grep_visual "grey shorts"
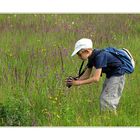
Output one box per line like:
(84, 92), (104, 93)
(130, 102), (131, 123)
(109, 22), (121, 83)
(100, 75), (125, 111)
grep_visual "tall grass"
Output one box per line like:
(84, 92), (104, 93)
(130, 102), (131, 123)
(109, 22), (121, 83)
(0, 14), (140, 126)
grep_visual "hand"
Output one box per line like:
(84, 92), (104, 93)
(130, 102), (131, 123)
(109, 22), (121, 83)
(65, 76), (77, 87)
(66, 76), (73, 88)
(66, 76), (81, 88)
(66, 78), (73, 88)
(66, 79), (81, 86)
(72, 80), (81, 86)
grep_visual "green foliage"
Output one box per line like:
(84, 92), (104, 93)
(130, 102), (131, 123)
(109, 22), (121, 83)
(0, 93), (32, 126)
(0, 14), (140, 126)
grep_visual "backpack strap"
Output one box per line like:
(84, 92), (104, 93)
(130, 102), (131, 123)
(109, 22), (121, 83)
(78, 61), (85, 77)
(78, 49), (104, 78)
(122, 48), (135, 68)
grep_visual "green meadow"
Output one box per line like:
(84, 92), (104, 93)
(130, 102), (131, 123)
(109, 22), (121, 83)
(0, 14), (140, 126)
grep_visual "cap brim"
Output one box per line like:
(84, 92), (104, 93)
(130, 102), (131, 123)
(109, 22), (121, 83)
(71, 48), (81, 56)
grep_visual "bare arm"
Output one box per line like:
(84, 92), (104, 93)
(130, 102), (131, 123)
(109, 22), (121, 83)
(78, 68), (92, 80)
(71, 68), (102, 86)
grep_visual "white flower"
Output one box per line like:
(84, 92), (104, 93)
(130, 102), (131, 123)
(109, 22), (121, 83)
(72, 21), (74, 25)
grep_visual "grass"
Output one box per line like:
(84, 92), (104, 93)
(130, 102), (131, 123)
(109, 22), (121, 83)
(0, 14), (140, 126)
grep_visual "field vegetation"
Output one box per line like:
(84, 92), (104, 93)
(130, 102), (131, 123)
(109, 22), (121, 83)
(0, 14), (140, 126)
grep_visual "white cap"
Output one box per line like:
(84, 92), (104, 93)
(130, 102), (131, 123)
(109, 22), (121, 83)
(71, 38), (93, 56)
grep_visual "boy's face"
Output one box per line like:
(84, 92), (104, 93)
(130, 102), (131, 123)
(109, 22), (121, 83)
(77, 49), (91, 60)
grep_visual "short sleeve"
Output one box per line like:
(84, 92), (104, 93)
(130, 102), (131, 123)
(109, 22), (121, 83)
(87, 59), (94, 68)
(95, 53), (107, 69)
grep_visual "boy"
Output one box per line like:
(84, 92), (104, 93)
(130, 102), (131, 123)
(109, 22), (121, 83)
(66, 38), (134, 114)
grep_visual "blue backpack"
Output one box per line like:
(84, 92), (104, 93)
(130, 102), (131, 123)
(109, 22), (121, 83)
(103, 47), (135, 74)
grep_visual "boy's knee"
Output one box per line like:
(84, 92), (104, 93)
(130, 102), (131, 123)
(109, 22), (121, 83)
(100, 96), (117, 111)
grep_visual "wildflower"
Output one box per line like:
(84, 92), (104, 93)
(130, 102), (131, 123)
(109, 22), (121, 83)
(9, 53), (13, 57)
(42, 109), (50, 115)
(63, 48), (68, 56)
(57, 115), (60, 119)
(42, 108), (48, 113)
(41, 48), (46, 53)
(52, 101), (56, 104)
(48, 96), (52, 99)
(55, 97), (58, 101)
(72, 21), (74, 25)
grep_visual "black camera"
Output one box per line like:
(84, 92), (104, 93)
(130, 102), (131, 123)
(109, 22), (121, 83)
(66, 60), (86, 88)
(66, 76), (78, 88)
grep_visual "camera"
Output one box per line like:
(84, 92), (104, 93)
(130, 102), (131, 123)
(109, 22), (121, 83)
(66, 76), (78, 88)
